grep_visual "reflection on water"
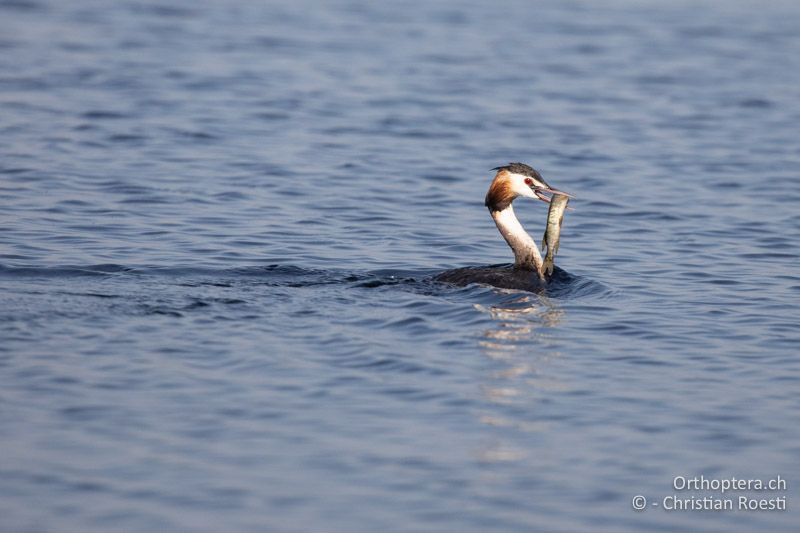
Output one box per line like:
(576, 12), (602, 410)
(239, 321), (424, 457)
(474, 293), (567, 462)
(476, 293), (565, 360)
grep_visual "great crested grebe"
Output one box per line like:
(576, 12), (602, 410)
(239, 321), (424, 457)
(435, 162), (572, 291)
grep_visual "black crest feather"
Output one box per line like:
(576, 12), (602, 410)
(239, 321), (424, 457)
(491, 162), (546, 182)
(491, 162), (551, 189)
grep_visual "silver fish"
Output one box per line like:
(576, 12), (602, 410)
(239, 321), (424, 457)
(541, 193), (569, 277)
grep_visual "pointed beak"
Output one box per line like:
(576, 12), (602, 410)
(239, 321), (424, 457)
(534, 186), (573, 203)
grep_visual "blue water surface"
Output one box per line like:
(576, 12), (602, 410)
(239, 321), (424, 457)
(1, 0), (799, 531)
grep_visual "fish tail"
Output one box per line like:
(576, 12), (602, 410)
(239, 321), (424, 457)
(542, 257), (554, 277)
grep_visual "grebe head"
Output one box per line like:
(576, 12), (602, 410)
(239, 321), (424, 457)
(485, 162), (570, 212)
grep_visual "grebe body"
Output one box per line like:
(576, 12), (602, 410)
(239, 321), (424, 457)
(435, 163), (571, 291)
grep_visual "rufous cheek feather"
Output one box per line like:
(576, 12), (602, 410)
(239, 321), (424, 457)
(484, 171), (515, 212)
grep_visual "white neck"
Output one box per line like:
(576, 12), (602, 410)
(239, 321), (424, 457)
(491, 205), (544, 278)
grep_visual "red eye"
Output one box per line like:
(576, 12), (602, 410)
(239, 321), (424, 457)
(524, 178), (534, 186)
